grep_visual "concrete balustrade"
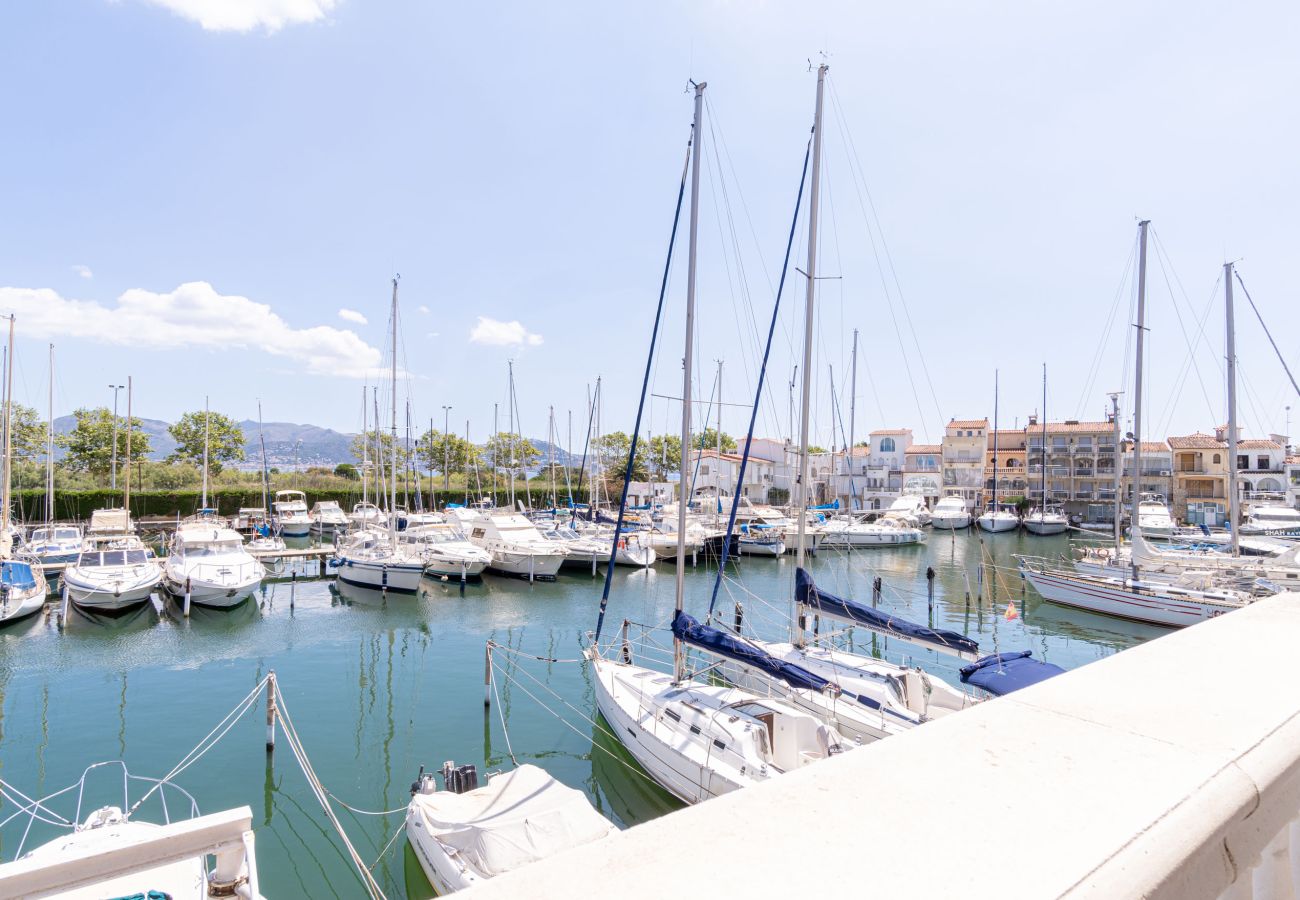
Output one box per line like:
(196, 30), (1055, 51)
(471, 592), (1300, 899)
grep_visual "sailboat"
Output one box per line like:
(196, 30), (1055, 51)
(333, 278), (426, 593)
(977, 370), (1020, 532)
(1024, 364), (1069, 535)
(27, 345), (83, 565)
(1018, 223), (1259, 626)
(587, 77), (843, 805)
(0, 316), (49, 626)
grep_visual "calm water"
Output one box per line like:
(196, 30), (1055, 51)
(0, 528), (1164, 897)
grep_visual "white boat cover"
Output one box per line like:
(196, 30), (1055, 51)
(410, 765), (613, 878)
(87, 509), (132, 534)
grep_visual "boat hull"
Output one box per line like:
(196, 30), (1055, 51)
(977, 515), (1020, 533)
(1023, 519), (1068, 536)
(1020, 565), (1238, 628)
(485, 550), (563, 580)
(161, 571), (263, 608)
(930, 513), (971, 530)
(64, 574), (159, 612)
(335, 557), (425, 592)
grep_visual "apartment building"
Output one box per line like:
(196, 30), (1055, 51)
(690, 449), (776, 505)
(941, 419), (988, 510)
(834, 428), (911, 511)
(1026, 419), (1118, 518)
(984, 428), (1028, 507)
(904, 444), (943, 508)
(1167, 433), (1229, 524)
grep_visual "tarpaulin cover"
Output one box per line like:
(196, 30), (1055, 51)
(0, 561), (36, 592)
(959, 651), (1064, 696)
(796, 568), (979, 657)
(409, 764), (613, 878)
(672, 612), (837, 695)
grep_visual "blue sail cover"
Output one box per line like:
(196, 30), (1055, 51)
(1, 561), (36, 592)
(796, 568), (979, 658)
(672, 612), (841, 696)
(959, 651), (1064, 696)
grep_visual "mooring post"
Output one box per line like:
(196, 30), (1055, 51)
(290, 571), (296, 610)
(183, 577), (192, 618)
(483, 643), (493, 707)
(926, 566), (936, 620)
(59, 581), (69, 626)
(733, 601), (744, 635)
(620, 619), (631, 664)
(266, 671), (277, 752)
(978, 562), (985, 601)
(591, 554), (597, 577)
(460, 562), (467, 596)
(528, 555), (535, 584)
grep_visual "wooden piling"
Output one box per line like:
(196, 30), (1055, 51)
(266, 671), (277, 752)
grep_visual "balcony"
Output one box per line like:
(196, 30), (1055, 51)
(474, 593), (1300, 900)
(1074, 490), (1094, 500)
(1073, 468), (1094, 477)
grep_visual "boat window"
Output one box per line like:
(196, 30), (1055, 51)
(101, 550), (126, 566)
(55, 528), (81, 541)
(81, 552), (105, 567)
(124, 549), (149, 564)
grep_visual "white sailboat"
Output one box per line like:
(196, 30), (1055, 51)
(587, 78), (844, 805)
(977, 370), (1020, 533)
(0, 317), (48, 626)
(334, 279), (426, 593)
(1024, 365), (1069, 536)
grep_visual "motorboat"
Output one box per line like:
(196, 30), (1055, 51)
(929, 496), (972, 530)
(976, 504), (1020, 533)
(310, 500), (351, 533)
(62, 536), (161, 613)
(1023, 505), (1069, 536)
(540, 522), (611, 570)
(446, 508), (565, 580)
(0, 554), (47, 625)
(349, 501), (387, 530)
(817, 514), (925, 547)
(398, 522), (491, 580)
(161, 517), (265, 608)
(881, 493), (931, 527)
(405, 762), (614, 894)
(26, 524), (84, 566)
(272, 490), (311, 537)
(334, 525), (426, 592)
(1132, 493), (1177, 539)
(1240, 504), (1300, 538)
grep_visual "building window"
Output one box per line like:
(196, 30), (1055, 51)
(880, 437), (895, 453)
(1212, 454), (1221, 465)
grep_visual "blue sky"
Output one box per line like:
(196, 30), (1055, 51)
(2, 0), (1297, 448)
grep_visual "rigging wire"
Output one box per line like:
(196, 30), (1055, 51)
(1234, 270), (1300, 400)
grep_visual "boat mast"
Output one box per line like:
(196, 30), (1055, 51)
(549, 405), (557, 508)
(508, 361), (516, 510)
(201, 396), (210, 510)
(46, 343), (54, 528)
(361, 385), (369, 507)
(848, 328), (857, 509)
(793, 63), (827, 648)
(1130, 219), (1151, 583)
(991, 370), (999, 512)
(258, 400), (269, 512)
(389, 277), (398, 543)
(1040, 364), (1048, 516)
(1, 317), (12, 543)
(674, 79), (705, 683)
(716, 360), (722, 521)
(1225, 260), (1240, 557)
(1109, 392), (1122, 548)
(123, 376), (132, 517)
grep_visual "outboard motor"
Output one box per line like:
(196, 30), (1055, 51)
(441, 760), (479, 794)
(410, 764), (436, 796)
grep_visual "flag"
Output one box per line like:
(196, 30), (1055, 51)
(1005, 601), (1019, 621)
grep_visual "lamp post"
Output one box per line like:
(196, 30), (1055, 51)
(108, 384), (124, 490)
(293, 439), (302, 471)
(442, 405), (452, 489)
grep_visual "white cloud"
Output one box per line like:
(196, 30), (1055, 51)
(0, 281), (382, 377)
(337, 308), (367, 325)
(417, 305), (430, 314)
(71, 264), (93, 280)
(137, 0), (339, 33)
(469, 317), (543, 347)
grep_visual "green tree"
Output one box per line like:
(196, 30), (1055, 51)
(334, 463), (359, 480)
(647, 434), (682, 480)
(483, 433), (539, 474)
(168, 410), (246, 474)
(6, 404), (47, 462)
(692, 428), (736, 453)
(415, 429), (482, 475)
(595, 431), (648, 483)
(349, 430), (412, 471)
(56, 407), (152, 476)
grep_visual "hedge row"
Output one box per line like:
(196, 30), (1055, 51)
(10, 487), (593, 523)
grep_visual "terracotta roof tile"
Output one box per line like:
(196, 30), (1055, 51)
(1238, 439), (1283, 450)
(905, 444), (942, 454)
(947, 419), (988, 429)
(1167, 433), (1227, 450)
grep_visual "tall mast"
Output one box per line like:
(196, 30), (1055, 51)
(674, 79), (705, 683)
(1130, 219), (1150, 582)
(1225, 261), (1240, 557)
(848, 328), (857, 508)
(2, 316), (13, 540)
(492, 402), (498, 503)
(389, 277), (398, 542)
(1040, 364), (1048, 515)
(715, 360), (722, 520)
(793, 63), (827, 648)
(508, 362), (516, 509)
(1110, 392), (1122, 548)
(549, 405), (556, 508)
(201, 396), (210, 510)
(361, 385), (369, 506)
(258, 400), (269, 511)
(123, 376), (133, 518)
(46, 343), (54, 528)
(991, 370), (999, 510)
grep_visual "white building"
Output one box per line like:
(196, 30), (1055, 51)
(689, 449), (776, 504)
(832, 428), (911, 511)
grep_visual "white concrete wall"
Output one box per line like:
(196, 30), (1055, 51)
(471, 592), (1300, 899)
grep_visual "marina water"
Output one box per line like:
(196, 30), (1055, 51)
(0, 529), (1162, 897)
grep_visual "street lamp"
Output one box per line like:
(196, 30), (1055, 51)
(294, 439), (302, 471)
(442, 405), (452, 489)
(108, 384), (124, 490)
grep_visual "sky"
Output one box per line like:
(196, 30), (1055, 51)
(1, 0), (1298, 449)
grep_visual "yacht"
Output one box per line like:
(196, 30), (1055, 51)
(272, 489), (311, 536)
(1023, 504), (1069, 536)
(818, 514), (925, 547)
(1132, 493), (1177, 539)
(334, 525), (426, 592)
(309, 500), (351, 533)
(161, 517), (265, 608)
(446, 508), (565, 580)
(62, 536), (162, 613)
(349, 501), (387, 529)
(930, 496), (972, 530)
(0, 553), (48, 625)
(26, 524), (84, 566)
(398, 522), (491, 579)
(1240, 504), (1300, 538)
(976, 504), (1020, 533)
(881, 493), (931, 527)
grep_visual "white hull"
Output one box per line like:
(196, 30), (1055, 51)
(486, 549), (564, 579)
(1023, 517), (1068, 536)
(930, 513), (971, 530)
(737, 539), (786, 557)
(819, 527), (924, 547)
(977, 513), (1020, 533)
(162, 571), (262, 608)
(335, 556), (425, 592)
(64, 574), (160, 611)
(278, 520), (311, 537)
(1020, 564), (1242, 628)
(0, 590), (45, 624)
(423, 554), (490, 579)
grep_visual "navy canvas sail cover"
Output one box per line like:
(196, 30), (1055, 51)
(672, 612), (842, 697)
(796, 568), (979, 658)
(959, 651), (1064, 696)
